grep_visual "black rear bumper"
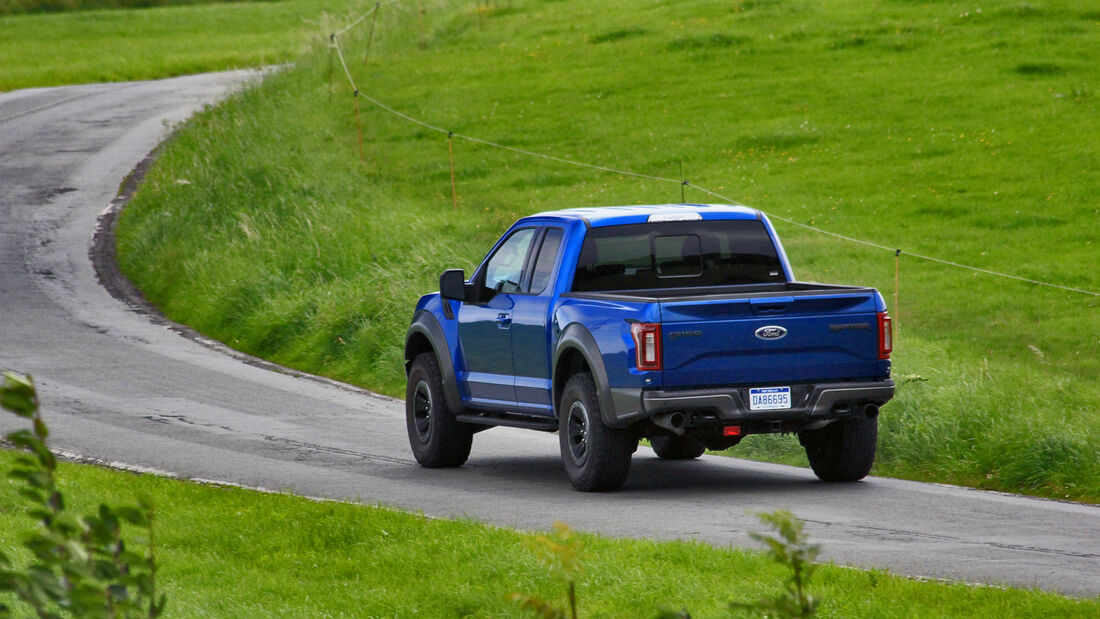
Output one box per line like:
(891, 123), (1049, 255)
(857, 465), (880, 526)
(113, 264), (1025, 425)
(639, 379), (895, 422)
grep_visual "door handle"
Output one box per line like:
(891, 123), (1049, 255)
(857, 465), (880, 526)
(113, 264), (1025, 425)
(496, 313), (512, 328)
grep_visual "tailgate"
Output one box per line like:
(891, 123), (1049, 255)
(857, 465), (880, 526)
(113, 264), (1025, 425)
(658, 292), (887, 388)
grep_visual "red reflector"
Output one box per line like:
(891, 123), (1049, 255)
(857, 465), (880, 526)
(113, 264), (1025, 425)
(723, 425), (742, 437)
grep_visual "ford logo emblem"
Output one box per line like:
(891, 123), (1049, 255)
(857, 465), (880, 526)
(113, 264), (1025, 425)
(755, 326), (787, 341)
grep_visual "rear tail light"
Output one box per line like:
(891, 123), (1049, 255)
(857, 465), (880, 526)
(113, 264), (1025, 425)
(878, 312), (893, 360)
(630, 323), (662, 371)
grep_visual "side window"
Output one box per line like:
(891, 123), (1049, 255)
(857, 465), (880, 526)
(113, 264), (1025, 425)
(484, 228), (536, 294)
(528, 228), (564, 294)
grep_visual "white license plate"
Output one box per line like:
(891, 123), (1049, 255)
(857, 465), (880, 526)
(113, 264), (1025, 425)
(749, 387), (792, 411)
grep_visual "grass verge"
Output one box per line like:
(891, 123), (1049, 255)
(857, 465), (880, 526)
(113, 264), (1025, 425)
(0, 0), (362, 91)
(1, 450), (1097, 616)
(0, 0), (265, 17)
(114, 0), (1100, 502)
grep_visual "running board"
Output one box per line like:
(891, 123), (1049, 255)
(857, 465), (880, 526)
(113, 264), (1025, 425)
(455, 414), (558, 432)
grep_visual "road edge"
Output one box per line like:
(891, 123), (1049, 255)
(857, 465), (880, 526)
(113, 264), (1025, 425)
(89, 145), (399, 407)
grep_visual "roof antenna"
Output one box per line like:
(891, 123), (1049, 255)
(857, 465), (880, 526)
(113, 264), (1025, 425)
(679, 158), (686, 204)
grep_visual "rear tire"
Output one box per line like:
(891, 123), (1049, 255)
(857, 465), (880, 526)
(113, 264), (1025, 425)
(559, 373), (634, 492)
(650, 435), (706, 460)
(406, 353), (472, 468)
(799, 416), (877, 482)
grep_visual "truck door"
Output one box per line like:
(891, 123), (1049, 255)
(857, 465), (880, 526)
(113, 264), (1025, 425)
(457, 227), (537, 408)
(510, 227), (564, 415)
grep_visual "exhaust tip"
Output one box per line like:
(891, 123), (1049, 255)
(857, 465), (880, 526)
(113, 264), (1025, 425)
(863, 404), (880, 419)
(652, 411), (688, 435)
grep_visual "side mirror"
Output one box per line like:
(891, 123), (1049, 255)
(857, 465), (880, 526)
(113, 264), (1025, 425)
(440, 269), (467, 301)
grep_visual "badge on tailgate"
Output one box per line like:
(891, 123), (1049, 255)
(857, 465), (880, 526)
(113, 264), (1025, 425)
(754, 326), (787, 340)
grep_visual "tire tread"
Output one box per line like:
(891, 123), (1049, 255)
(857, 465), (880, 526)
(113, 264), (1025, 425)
(559, 372), (633, 492)
(406, 353), (472, 468)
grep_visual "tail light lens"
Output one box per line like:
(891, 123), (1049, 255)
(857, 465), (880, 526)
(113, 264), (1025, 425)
(878, 312), (893, 359)
(630, 323), (662, 371)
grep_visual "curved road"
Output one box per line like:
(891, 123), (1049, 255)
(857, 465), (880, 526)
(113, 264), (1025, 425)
(1, 73), (1098, 598)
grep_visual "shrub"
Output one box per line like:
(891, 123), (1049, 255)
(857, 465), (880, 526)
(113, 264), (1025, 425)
(0, 371), (165, 618)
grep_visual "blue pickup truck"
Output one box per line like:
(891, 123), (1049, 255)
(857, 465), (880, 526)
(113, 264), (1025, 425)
(404, 204), (894, 491)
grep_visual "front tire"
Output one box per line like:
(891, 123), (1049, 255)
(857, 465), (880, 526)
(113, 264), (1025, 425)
(799, 416), (877, 482)
(406, 353), (472, 468)
(559, 373), (634, 492)
(650, 435), (707, 460)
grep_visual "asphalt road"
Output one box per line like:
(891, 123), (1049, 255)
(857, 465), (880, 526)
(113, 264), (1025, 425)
(1, 73), (1098, 598)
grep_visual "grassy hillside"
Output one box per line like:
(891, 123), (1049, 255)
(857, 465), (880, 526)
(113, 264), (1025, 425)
(4, 451), (1096, 616)
(0, 0), (261, 16)
(0, 0), (360, 90)
(115, 0), (1099, 500)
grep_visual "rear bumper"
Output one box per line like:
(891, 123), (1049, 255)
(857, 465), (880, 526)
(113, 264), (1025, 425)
(639, 379), (895, 422)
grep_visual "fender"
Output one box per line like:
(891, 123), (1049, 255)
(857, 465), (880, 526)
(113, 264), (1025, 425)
(405, 310), (464, 414)
(553, 323), (625, 428)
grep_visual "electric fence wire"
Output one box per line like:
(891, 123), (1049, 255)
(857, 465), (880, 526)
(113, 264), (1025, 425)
(329, 5), (1100, 299)
(354, 91), (684, 185)
(688, 184), (1100, 297)
(333, 0), (403, 38)
(331, 36), (358, 94)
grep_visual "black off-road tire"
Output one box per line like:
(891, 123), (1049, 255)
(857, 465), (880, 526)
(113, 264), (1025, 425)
(799, 416), (878, 482)
(559, 373), (635, 492)
(650, 435), (707, 460)
(406, 353), (473, 468)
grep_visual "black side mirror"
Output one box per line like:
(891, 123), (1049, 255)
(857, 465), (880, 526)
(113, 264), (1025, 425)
(440, 269), (467, 301)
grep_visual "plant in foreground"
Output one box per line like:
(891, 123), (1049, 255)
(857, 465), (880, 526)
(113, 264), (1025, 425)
(510, 521), (585, 619)
(511, 521), (696, 619)
(731, 510), (820, 618)
(512, 513), (822, 619)
(0, 371), (165, 618)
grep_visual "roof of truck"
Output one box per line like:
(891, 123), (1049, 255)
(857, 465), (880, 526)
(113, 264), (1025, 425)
(527, 203), (762, 227)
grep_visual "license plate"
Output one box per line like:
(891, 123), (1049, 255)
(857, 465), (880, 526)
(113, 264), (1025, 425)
(749, 387), (791, 411)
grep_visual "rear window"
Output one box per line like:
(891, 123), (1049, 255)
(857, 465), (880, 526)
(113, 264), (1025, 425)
(571, 220), (785, 292)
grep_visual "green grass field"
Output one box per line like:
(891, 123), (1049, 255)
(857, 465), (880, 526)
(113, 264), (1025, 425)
(0, 0), (362, 91)
(113, 0), (1100, 502)
(0, 0), (262, 16)
(1, 450), (1097, 616)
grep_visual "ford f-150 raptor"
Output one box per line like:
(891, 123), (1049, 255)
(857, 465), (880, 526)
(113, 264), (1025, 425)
(404, 204), (894, 491)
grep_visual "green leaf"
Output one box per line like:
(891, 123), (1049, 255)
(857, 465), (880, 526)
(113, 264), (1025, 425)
(70, 582), (111, 615)
(12, 454), (37, 467)
(18, 488), (46, 505)
(26, 565), (65, 598)
(5, 429), (38, 449)
(0, 373), (37, 418)
(97, 504), (120, 532)
(23, 471), (52, 490)
(151, 592), (168, 617)
(133, 573), (154, 597)
(47, 491), (64, 514)
(32, 418), (49, 441)
(115, 506), (148, 527)
(107, 583), (130, 602)
(507, 592), (566, 619)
